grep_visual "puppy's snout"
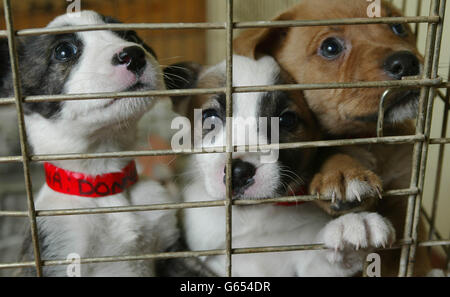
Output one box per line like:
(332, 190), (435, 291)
(115, 46), (147, 76)
(383, 51), (420, 80)
(223, 159), (256, 195)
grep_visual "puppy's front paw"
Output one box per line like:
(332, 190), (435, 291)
(320, 212), (396, 264)
(310, 168), (382, 214)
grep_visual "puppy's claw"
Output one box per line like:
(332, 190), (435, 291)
(353, 189), (362, 202)
(310, 167), (383, 214)
(376, 187), (383, 200)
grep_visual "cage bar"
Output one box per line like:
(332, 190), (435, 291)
(2, 238), (450, 272)
(0, 188), (419, 219)
(406, 0), (446, 277)
(3, 0), (42, 277)
(224, 0), (234, 278)
(0, 77), (442, 107)
(429, 36), (450, 245)
(0, 135), (427, 165)
(398, 0), (442, 277)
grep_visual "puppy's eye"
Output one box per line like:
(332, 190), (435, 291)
(279, 111), (299, 131)
(391, 23), (408, 37)
(202, 109), (222, 131)
(54, 42), (78, 61)
(319, 37), (344, 60)
(202, 109), (220, 123)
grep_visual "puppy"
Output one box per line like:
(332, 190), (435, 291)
(234, 0), (430, 275)
(168, 54), (395, 276)
(0, 11), (178, 276)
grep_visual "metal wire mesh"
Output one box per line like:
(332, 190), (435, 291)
(0, 0), (449, 277)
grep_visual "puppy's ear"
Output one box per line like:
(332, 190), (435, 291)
(234, 12), (292, 59)
(163, 62), (202, 116)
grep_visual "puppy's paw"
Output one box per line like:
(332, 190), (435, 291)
(320, 212), (396, 264)
(310, 168), (382, 214)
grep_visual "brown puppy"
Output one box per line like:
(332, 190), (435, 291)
(234, 0), (430, 276)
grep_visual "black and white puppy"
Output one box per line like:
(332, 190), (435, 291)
(168, 55), (396, 276)
(1, 11), (178, 276)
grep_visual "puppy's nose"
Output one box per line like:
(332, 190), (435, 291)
(383, 51), (420, 80)
(115, 46), (147, 76)
(224, 159), (256, 195)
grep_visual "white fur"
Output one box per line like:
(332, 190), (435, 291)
(34, 180), (177, 277)
(183, 55), (395, 276)
(195, 56), (282, 199)
(345, 180), (378, 202)
(427, 269), (450, 277)
(21, 11), (177, 276)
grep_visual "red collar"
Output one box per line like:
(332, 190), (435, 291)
(44, 161), (138, 198)
(275, 187), (308, 207)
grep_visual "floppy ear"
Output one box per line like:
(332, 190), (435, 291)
(233, 11), (292, 59)
(163, 62), (202, 116)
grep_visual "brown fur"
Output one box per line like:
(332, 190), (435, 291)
(234, 0), (431, 276)
(311, 153), (382, 215)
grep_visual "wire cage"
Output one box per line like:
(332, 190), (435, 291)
(0, 0), (449, 277)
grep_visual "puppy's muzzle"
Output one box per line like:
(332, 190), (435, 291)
(383, 51), (420, 80)
(223, 159), (256, 197)
(113, 46), (147, 76)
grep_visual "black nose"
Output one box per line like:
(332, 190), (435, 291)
(115, 46), (147, 76)
(223, 159), (256, 195)
(383, 51), (420, 80)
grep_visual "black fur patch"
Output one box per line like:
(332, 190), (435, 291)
(163, 62), (203, 110)
(102, 15), (157, 59)
(163, 62), (201, 91)
(16, 33), (83, 119)
(259, 91), (312, 194)
(0, 38), (10, 90)
(0, 34), (80, 118)
(0, 14), (156, 120)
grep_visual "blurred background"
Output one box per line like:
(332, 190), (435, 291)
(0, 0), (449, 276)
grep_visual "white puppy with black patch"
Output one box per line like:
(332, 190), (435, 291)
(0, 11), (178, 276)
(165, 55), (396, 277)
